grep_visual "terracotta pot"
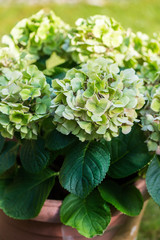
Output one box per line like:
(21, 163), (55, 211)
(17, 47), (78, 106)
(0, 179), (149, 240)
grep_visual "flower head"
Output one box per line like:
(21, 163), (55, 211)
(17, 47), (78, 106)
(10, 10), (70, 58)
(65, 15), (125, 64)
(52, 57), (144, 141)
(0, 65), (52, 139)
(64, 15), (160, 85)
(141, 85), (160, 153)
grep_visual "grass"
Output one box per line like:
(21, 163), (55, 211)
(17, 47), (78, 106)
(0, 0), (160, 38)
(0, 1), (160, 239)
(138, 199), (160, 240)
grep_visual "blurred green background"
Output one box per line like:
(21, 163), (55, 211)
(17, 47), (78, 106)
(0, 0), (160, 239)
(0, 0), (160, 37)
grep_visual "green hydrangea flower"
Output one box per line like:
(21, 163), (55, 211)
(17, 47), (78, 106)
(138, 32), (160, 85)
(52, 57), (145, 142)
(64, 15), (125, 64)
(64, 15), (160, 85)
(10, 10), (70, 58)
(141, 85), (160, 153)
(0, 47), (19, 69)
(0, 35), (38, 70)
(0, 65), (52, 139)
(151, 88), (160, 113)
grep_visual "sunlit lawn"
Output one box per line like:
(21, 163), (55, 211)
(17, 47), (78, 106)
(138, 200), (160, 240)
(0, 1), (160, 239)
(0, 0), (160, 38)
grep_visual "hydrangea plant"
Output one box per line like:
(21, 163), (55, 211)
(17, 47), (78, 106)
(0, 10), (160, 239)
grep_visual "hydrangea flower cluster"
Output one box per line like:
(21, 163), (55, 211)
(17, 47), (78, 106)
(64, 15), (125, 64)
(0, 65), (52, 139)
(65, 15), (160, 84)
(10, 10), (70, 58)
(0, 10), (159, 153)
(0, 35), (39, 71)
(141, 85), (160, 153)
(138, 32), (160, 84)
(52, 58), (145, 142)
(0, 47), (18, 69)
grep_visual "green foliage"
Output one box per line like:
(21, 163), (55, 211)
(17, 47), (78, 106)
(106, 125), (152, 178)
(59, 141), (110, 198)
(0, 142), (18, 175)
(146, 155), (160, 206)
(0, 179), (12, 208)
(20, 138), (50, 173)
(1, 168), (55, 219)
(60, 190), (111, 238)
(0, 134), (5, 153)
(99, 179), (143, 216)
(44, 66), (68, 82)
(46, 129), (77, 151)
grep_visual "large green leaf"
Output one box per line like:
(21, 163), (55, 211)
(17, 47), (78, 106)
(146, 155), (160, 206)
(60, 190), (111, 238)
(99, 180), (143, 216)
(0, 179), (12, 208)
(46, 129), (77, 151)
(59, 141), (110, 198)
(0, 135), (5, 153)
(20, 138), (50, 174)
(0, 142), (18, 175)
(106, 125), (152, 178)
(1, 168), (55, 219)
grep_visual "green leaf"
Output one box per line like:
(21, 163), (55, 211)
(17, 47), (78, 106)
(2, 168), (55, 219)
(59, 141), (110, 198)
(60, 190), (111, 238)
(0, 142), (18, 175)
(35, 56), (48, 71)
(44, 67), (67, 83)
(46, 129), (77, 151)
(0, 134), (5, 153)
(146, 155), (160, 206)
(20, 138), (50, 174)
(45, 75), (52, 86)
(0, 179), (12, 208)
(0, 114), (9, 125)
(99, 180), (143, 216)
(106, 125), (152, 178)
